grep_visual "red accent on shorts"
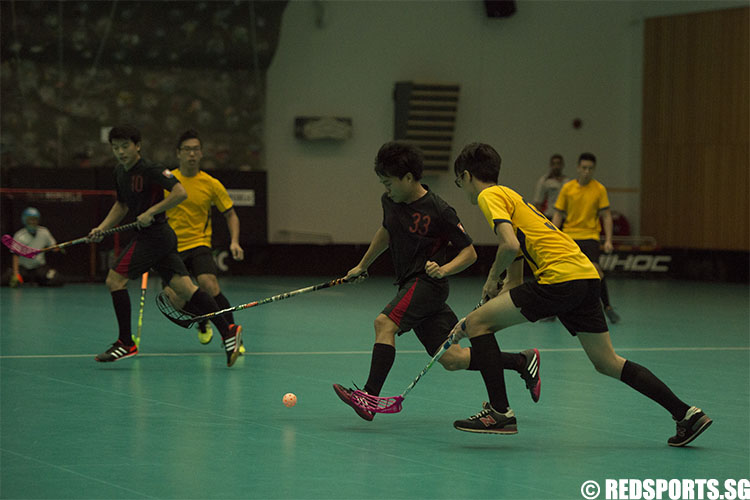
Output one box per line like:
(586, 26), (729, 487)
(389, 279), (417, 326)
(115, 240), (137, 276)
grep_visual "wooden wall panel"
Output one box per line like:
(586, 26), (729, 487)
(642, 7), (749, 250)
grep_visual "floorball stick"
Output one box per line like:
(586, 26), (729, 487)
(155, 274), (366, 328)
(1, 222), (139, 258)
(133, 272), (148, 348)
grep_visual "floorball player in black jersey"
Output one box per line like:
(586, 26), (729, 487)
(88, 125), (242, 367)
(333, 141), (542, 421)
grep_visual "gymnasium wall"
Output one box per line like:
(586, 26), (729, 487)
(2, 1), (748, 282)
(265, 0), (748, 248)
(642, 7), (749, 251)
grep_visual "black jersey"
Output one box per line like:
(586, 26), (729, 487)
(114, 158), (179, 230)
(382, 186), (473, 285)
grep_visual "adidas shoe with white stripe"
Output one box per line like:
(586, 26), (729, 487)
(95, 340), (138, 362)
(519, 348), (541, 403)
(223, 324), (242, 367)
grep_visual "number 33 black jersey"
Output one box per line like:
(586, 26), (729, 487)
(381, 185), (473, 285)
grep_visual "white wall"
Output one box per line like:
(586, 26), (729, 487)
(265, 0), (745, 245)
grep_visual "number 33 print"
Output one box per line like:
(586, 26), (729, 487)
(409, 212), (431, 235)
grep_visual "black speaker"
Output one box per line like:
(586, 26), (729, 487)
(484, 0), (516, 18)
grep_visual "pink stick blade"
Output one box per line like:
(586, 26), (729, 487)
(1, 234), (41, 258)
(351, 390), (404, 414)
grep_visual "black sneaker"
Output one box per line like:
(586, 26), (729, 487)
(605, 306), (621, 324)
(95, 340), (138, 362)
(223, 324), (242, 367)
(519, 348), (541, 403)
(668, 406), (712, 447)
(453, 402), (518, 434)
(332, 383), (374, 421)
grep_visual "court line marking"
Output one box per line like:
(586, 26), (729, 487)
(0, 448), (156, 499)
(2, 355), (748, 491)
(0, 367), (564, 497)
(1, 346), (747, 359)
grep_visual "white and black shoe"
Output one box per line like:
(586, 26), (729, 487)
(519, 348), (541, 403)
(668, 406), (712, 447)
(95, 340), (138, 362)
(223, 324), (242, 367)
(454, 402), (518, 434)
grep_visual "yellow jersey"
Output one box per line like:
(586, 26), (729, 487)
(165, 170), (234, 252)
(554, 179), (610, 240)
(477, 185), (600, 285)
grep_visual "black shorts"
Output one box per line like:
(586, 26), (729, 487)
(179, 246), (218, 277)
(382, 276), (458, 355)
(112, 223), (189, 283)
(509, 279), (608, 335)
(575, 239), (601, 263)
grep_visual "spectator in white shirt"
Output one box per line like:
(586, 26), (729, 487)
(533, 154), (568, 219)
(2, 207), (63, 287)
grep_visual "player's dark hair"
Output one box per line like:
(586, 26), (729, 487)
(578, 152), (597, 164)
(177, 129), (201, 150)
(454, 142), (501, 183)
(374, 141), (423, 180)
(550, 154), (564, 163)
(108, 125), (141, 144)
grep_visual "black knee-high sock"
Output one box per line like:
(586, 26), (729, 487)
(186, 290), (230, 338)
(184, 299), (210, 333)
(620, 360), (690, 420)
(467, 347), (524, 373)
(213, 292), (234, 324)
(600, 277), (611, 308)
(111, 289), (132, 345)
(469, 334), (510, 412)
(364, 343), (396, 396)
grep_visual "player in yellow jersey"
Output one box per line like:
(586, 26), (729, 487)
(553, 152), (620, 323)
(448, 143), (711, 447)
(165, 130), (244, 348)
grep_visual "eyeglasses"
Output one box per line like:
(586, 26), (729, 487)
(179, 146), (201, 153)
(454, 170), (467, 188)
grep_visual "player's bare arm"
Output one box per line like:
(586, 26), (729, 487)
(89, 201), (129, 242)
(424, 244), (477, 279)
(223, 208), (244, 261)
(600, 207), (614, 253)
(346, 226), (389, 282)
(552, 209), (565, 230)
(137, 183), (188, 228)
(484, 222), (520, 299)
(500, 258), (524, 294)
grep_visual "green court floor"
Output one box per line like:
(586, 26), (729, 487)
(1, 276), (748, 499)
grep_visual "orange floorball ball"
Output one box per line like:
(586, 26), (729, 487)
(282, 393), (297, 407)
